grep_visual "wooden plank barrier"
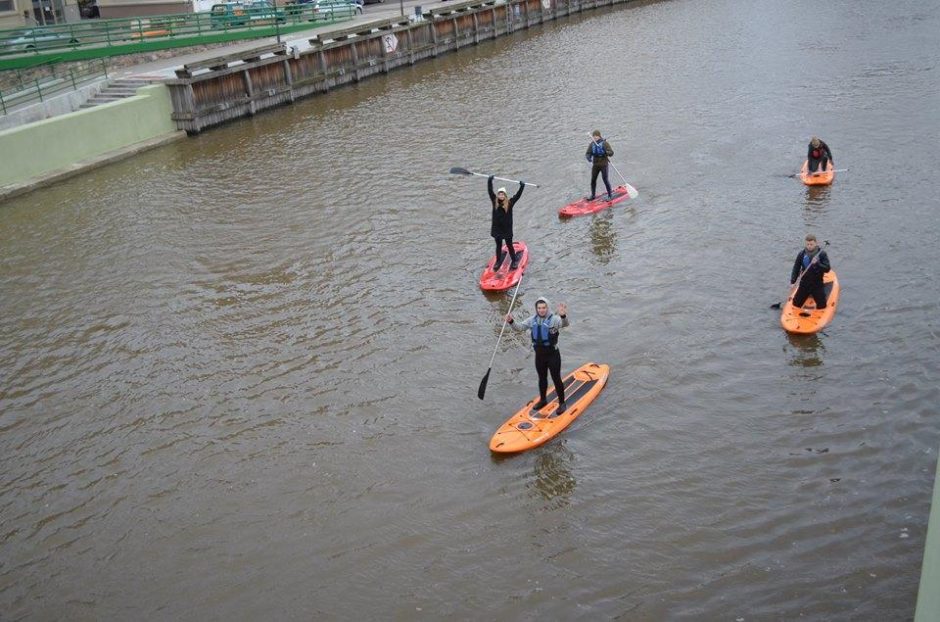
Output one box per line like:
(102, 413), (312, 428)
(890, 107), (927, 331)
(166, 0), (634, 133)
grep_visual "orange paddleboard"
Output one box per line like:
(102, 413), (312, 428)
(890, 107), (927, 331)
(489, 362), (609, 453)
(781, 270), (840, 334)
(800, 160), (835, 186)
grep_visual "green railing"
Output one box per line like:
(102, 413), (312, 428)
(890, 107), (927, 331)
(0, 58), (109, 115)
(0, 4), (356, 70)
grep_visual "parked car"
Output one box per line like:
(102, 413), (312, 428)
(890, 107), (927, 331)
(210, 1), (285, 28)
(209, 2), (249, 27)
(0, 29), (80, 52)
(244, 0), (288, 22)
(302, 0), (362, 18)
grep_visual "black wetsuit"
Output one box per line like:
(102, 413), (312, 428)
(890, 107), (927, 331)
(488, 175), (525, 268)
(791, 248), (831, 309)
(807, 140), (834, 174)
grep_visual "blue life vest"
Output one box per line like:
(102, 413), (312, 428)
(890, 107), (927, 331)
(591, 141), (607, 158)
(802, 251), (817, 269)
(531, 314), (558, 348)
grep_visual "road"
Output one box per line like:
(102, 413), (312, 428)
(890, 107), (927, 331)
(116, 0), (443, 79)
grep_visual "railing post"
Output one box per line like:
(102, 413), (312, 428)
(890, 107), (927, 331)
(70, 68), (77, 89)
(35, 78), (44, 102)
(0, 90), (7, 116)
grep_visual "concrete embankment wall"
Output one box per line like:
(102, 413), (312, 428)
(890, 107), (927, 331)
(916, 455), (940, 621)
(0, 84), (184, 201)
(167, 0), (635, 134)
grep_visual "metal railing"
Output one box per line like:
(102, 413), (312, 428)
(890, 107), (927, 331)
(0, 58), (109, 114)
(0, 3), (357, 59)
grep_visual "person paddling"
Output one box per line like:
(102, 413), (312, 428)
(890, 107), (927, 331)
(507, 297), (570, 414)
(790, 234), (831, 311)
(585, 130), (614, 201)
(488, 175), (525, 271)
(807, 136), (834, 175)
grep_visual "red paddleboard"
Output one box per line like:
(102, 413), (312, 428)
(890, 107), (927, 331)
(479, 241), (528, 292)
(559, 183), (638, 217)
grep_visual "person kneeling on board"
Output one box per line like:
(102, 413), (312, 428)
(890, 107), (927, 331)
(790, 234), (831, 311)
(807, 136), (834, 175)
(507, 297), (570, 414)
(586, 130), (614, 201)
(488, 175), (526, 271)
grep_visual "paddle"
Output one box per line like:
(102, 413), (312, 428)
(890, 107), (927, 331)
(478, 271), (525, 400)
(771, 241), (830, 309)
(449, 167), (540, 188)
(788, 168), (848, 178)
(586, 133), (639, 199)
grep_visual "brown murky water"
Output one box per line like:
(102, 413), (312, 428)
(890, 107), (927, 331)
(2, 0), (939, 618)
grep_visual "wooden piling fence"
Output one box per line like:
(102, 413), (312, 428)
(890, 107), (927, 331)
(165, 0), (634, 134)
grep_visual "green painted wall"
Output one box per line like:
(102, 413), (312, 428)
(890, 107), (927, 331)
(916, 454), (940, 622)
(0, 84), (176, 189)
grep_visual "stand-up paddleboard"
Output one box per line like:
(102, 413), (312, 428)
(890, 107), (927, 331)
(781, 270), (840, 334)
(800, 160), (835, 186)
(558, 183), (638, 217)
(480, 241), (528, 292)
(489, 362), (609, 453)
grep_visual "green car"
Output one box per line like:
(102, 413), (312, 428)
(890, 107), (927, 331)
(210, 3), (249, 28)
(210, 1), (285, 29)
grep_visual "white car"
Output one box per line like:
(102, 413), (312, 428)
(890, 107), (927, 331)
(310, 0), (363, 17)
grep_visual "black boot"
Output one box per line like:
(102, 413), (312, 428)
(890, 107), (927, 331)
(531, 398), (547, 411)
(509, 254), (520, 270)
(492, 253), (504, 271)
(556, 401), (568, 415)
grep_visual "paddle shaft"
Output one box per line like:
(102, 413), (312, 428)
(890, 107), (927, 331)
(588, 133), (629, 187)
(485, 270), (524, 372)
(799, 167), (847, 177)
(450, 167), (539, 188)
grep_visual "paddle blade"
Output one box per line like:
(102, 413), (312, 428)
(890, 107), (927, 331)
(477, 368), (491, 400)
(770, 302), (782, 309)
(624, 182), (639, 199)
(450, 167), (472, 176)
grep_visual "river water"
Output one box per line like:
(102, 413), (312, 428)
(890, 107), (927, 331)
(2, 0), (939, 618)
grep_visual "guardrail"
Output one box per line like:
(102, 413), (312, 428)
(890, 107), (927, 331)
(0, 3), (357, 70)
(0, 58), (109, 114)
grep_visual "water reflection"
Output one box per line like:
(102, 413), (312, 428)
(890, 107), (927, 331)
(803, 186), (831, 224)
(486, 288), (528, 339)
(528, 442), (577, 506)
(784, 332), (825, 369)
(588, 211), (618, 263)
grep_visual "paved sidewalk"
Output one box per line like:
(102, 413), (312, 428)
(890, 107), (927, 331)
(116, 0), (438, 80)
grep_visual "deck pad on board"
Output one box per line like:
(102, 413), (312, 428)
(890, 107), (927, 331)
(479, 241), (528, 292)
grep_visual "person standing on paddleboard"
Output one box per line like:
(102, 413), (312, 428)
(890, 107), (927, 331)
(790, 234), (831, 311)
(586, 130), (614, 201)
(488, 175), (526, 271)
(807, 137), (834, 175)
(507, 297), (570, 414)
